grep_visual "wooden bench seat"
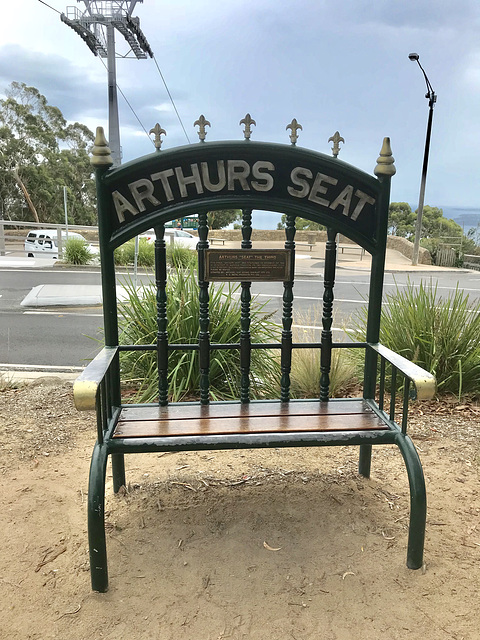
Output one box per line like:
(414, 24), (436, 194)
(114, 400), (386, 438)
(74, 128), (436, 593)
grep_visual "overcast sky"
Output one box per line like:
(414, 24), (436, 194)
(1, 1), (479, 209)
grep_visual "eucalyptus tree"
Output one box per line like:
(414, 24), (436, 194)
(0, 82), (96, 224)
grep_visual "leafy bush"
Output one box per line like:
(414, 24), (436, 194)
(114, 238), (155, 267)
(64, 237), (92, 265)
(349, 280), (480, 398)
(118, 267), (281, 402)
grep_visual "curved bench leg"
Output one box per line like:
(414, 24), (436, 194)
(112, 453), (126, 493)
(359, 444), (372, 478)
(88, 442), (109, 592)
(396, 434), (427, 569)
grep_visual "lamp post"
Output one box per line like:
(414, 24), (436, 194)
(409, 52), (437, 266)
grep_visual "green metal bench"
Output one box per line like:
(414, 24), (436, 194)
(74, 123), (435, 592)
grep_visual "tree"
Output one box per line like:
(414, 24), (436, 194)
(277, 214), (324, 230)
(0, 82), (96, 225)
(207, 209), (241, 229)
(388, 202), (416, 237)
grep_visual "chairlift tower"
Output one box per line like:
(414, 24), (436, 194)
(61, 1), (153, 166)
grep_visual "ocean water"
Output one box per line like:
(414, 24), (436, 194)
(231, 207), (480, 232)
(441, 206), (480, 233)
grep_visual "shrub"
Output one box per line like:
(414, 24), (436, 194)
(64, 237), (92, 265)
(166, 244), (197, 270)
(349, 280), (480, 398)
(118, 268), (281, 402)
(114, 238), (155, 267)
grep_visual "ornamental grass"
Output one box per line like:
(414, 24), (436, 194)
(349, 280), (480, 399)
(64, 237), (92, 265)
(118, 261), (280, 403)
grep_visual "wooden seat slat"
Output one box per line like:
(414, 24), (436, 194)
(119, 399), (370, 422)
(114, 411), (385, 438)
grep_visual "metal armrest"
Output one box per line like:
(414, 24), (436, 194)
(368, 343), (436, 400)
(73, 347), (119, 411)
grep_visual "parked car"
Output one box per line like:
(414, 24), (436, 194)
(140, 228), (197, 250)
(24, 230), (99, 259)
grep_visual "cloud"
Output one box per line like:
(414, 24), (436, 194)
(0, 44), (105, 122)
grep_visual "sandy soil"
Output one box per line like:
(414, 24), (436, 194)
(0, 380), (479, 640)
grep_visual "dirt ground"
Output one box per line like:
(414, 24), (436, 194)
(0, 380), (479, 640)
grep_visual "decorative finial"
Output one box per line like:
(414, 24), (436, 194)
(149, 123), (166, 151)
(194, 115), (211, 142)
(374, 137), (396, 177)
(328, 131), (345, 158)
(286, 118), (302, 145)
(240, 113), (256, 140)
(91, 127), (113, 167)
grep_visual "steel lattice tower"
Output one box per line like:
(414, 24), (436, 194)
(61, 1), (153, 166)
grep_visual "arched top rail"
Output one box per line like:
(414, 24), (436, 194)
(95, 140), (392, 253)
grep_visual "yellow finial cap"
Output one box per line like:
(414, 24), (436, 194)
(91, 127), (113, 167)
(374, 137), (396, 177)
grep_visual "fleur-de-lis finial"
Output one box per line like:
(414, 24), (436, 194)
(194, 115), (211, 142)
(240, 113), (256, 140)
(328, 131), (345, 158)
(286, 118), (302, 145)
(149, 123), (166, 151)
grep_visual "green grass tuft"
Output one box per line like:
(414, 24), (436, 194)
(349, 279), (480, 398)
(64, 237), (92, 265)
(118, 268), (281, 402)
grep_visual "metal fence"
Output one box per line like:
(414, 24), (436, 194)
(0, 220), (98, 256)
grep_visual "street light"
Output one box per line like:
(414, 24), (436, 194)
(409, 52), (437, 265)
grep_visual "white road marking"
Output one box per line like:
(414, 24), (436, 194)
(23, 311), (103, 317)
(0, 363), (83, 371)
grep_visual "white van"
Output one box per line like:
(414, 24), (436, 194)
(24, 230), (98, 259)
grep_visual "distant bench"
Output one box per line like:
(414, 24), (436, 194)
(209, 237), (227, 245)
(296, 242), (315, 251)
(338, 244), (365, 260)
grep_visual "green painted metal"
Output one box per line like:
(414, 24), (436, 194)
(197, 210), (210, 405)
(358, 444), (373, 478)
(320, 228), (337, 401)
(88, 442), (109, 592)
(363, 175), (391, 400)
(240, 209), (253, 404)
(395, 433), (427, 569)
(280, 214), (296, 402)
(98, 141), (381, 251)
(83, 134), (433, 594)
(154, 223), (169, 406)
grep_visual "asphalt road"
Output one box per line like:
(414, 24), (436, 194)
(1, 264), (480, 369)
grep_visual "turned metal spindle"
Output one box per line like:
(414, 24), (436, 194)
(240, 209), (253, 403)
(197, 210), (210, 404)
(320, 228), (337, 401)
(155, 224), (169, 405)
(281, 214), (296, 402)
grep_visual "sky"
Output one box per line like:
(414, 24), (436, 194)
(1, 0), (479, 210)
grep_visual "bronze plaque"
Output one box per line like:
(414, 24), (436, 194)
(204, 249), (292, 282)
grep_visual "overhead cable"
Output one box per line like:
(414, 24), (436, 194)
(152, 55), (191, 144)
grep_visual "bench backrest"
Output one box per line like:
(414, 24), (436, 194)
(91, 126), (395, 405)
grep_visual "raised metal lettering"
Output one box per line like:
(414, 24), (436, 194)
(251, 161), (275, 192)
(128, 179), (160, 212)
(287, 167), (312, 198)
(175, 164), (204, 197)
